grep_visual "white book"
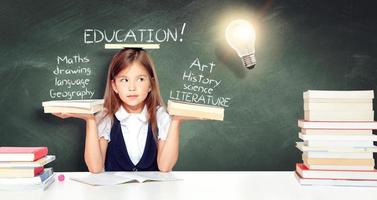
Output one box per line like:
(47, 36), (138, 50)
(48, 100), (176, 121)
(296, 142), (377, 153)
(298, 120), (377, 130)
(0, 155), (55, 168)
(304, 101), (373, 111)
(70, 172), (181, 186)
(301, 129), (373, 135)
(304, 100), (373, 112)
(302, 151), (374, 159)
(303, 140), (374, 147)
(295, 172), (377, 187)
(42, 99), (104, 114)
(304, 111), (374, 121)
(0, 173), (55, 191)
(304, 98), (372, 103)
(104, 43), (160, 49)
(42, 99), (104, 108)
(303, 90), (374, 99)
(299, 133), (377, 141)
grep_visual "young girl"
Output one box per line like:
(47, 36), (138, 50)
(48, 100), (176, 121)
(53, 48), (182, 173)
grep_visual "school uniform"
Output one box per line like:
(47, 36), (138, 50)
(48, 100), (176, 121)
(96, 105), (171, 171)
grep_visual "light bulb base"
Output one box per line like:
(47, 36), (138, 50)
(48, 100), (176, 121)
(241, 54), (256, 70)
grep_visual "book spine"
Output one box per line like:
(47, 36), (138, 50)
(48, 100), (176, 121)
(34, 167), (44, 176)
(33, 148), (48, 161)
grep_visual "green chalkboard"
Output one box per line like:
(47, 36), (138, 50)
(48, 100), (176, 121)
(1, 0), (377, 171)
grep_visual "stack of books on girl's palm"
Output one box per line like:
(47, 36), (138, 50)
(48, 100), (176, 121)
(42, 99), (104, 114)
(295, 90), (377, 186)
(167, 100), (224, 121)
(0, 147), (56, 190)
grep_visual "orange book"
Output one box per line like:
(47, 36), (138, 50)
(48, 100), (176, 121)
(0, 147), (48, 162)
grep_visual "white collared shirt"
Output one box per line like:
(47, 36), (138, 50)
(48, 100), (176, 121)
(96, 105), (171, 165)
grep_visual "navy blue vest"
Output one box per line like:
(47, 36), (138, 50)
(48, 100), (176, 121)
(104, 117), (159, 171)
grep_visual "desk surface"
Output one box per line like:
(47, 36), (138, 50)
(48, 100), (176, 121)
(1, 171), (376, 200)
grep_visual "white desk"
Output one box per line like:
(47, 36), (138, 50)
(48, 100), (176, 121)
(1, 171), (376, 200)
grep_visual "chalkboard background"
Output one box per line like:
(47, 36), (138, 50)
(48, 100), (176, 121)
(1, 0), (377, 171)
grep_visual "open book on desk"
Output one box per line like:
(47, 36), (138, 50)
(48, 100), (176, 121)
(70, 171), (182, 186)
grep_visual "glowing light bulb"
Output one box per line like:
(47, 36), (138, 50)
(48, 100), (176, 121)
(225, 19), (256, 69)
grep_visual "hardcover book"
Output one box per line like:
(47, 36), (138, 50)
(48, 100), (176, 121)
(42, 99), (104, 114)
(167, 100), (224, 121)
(296, 163), (377, 180)
(0, 147), (48, 162)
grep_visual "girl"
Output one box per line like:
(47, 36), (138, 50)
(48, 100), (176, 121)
(53, 48), (182, 173)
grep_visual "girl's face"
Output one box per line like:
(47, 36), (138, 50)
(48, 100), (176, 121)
(111, 62), (151, 113)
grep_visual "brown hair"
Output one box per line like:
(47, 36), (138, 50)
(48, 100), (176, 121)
(102, 48), (164, 139)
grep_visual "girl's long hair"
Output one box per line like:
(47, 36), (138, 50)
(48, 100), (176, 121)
(102, 48), (164, 139)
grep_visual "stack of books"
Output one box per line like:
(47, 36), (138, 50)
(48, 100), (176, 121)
(0, 147), (56, 190)
(42, 99), (104, 114)
(295, 90), (377, 186)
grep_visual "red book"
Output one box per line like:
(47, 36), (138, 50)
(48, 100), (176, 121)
(296, 163), (377, 180)
(0, 147), (48, 161)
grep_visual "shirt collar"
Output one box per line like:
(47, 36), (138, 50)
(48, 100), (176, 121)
(115, 105), (148, 123)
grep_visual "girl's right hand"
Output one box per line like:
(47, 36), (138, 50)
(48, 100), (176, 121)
(52, 113), (95, 122)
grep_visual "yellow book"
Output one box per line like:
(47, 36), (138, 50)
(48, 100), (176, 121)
(303, 157), (375, 166)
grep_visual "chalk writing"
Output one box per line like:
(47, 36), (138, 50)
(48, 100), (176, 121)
(169, 58), (231, 107)
(84, 23), (187, 44)
(49, 54), (95, 100)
